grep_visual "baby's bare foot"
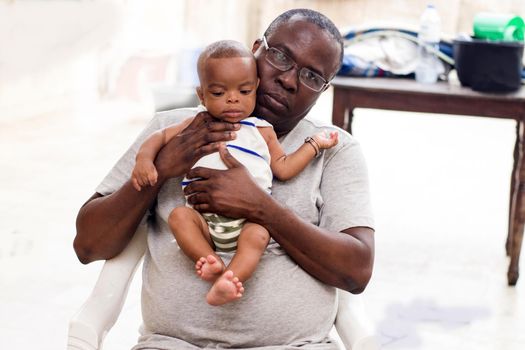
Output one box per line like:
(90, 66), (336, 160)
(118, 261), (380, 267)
(195, 255), (224, 282)
(206, 270), (244, 306)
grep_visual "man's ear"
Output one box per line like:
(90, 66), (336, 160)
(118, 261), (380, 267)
(252, 39), (262, 54)
(196, 87), (204, 103)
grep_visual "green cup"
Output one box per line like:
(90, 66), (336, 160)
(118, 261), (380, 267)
(473, 12), (524, 41)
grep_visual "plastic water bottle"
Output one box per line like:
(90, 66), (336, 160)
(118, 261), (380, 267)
(415, 4), (441, 83)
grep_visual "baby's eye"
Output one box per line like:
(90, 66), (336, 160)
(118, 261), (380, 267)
(210, 91), (224, 97)
(240, 89), (252, 95)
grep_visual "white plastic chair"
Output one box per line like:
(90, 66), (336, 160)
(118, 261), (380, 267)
(67, 225), (379, 350)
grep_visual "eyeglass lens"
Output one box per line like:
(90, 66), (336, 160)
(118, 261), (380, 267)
(263, 38), (327, 92)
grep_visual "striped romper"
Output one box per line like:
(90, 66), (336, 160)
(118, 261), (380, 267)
(182, 116), (273, 252)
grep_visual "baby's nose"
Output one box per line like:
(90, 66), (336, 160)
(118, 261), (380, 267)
(227, 92), (239, 103)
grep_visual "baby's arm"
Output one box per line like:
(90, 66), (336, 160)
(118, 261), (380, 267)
(259, 127), (338, 181)
(132, 117), (193, 191)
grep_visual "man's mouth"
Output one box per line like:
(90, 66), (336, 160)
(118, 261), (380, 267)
(262, 92), (289, 112)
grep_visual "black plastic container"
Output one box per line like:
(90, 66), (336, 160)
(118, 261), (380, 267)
(453, 38), (523, 92)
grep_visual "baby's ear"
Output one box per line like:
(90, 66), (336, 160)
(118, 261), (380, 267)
(196, 87), (204, 103)
(256, 78), (260, 88)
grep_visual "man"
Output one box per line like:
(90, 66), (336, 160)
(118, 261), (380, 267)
(74, 8), (374, 349)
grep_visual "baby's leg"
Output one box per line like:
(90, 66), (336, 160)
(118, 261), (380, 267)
(227, 222), (270, 282)
(168, 207), (224, 282)
(206, 223), (269, 306)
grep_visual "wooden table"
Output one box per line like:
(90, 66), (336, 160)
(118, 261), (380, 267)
(331, 76), (525, 286)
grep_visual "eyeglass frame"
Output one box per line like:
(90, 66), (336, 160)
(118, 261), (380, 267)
(260, 36), (330, 92)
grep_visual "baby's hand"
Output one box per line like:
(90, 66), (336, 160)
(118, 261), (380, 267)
(313, 130), (339, 150)
(131, 160), (158, 191)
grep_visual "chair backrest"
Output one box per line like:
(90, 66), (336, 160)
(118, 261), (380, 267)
(67, 225), (147, 350)
(67, 224), (379, 350)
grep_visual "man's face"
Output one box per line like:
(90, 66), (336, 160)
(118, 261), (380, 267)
(252, 19), (341, 137)
(197, 57), (258, 123)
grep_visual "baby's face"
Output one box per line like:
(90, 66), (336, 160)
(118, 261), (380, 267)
(198, 57), (258, 123)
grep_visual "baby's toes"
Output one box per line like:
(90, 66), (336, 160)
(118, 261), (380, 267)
(195, 257), (206, 269)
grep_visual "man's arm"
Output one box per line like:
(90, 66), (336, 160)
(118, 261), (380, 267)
(74, 183), (161, 264)
(255, 202), (374, 294)
(184, 145), (374, 293)
(73, 113), (240, 264)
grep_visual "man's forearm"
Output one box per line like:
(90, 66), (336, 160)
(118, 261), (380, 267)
(254, 196), (374, 293)
(74, 179), (162, 264)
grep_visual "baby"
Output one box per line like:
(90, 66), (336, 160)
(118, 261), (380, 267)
(131, 40), (338, 306)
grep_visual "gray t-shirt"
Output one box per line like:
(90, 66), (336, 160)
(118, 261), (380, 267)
(96, 107), (374, 349)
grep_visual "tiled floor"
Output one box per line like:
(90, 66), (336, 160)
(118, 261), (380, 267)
(1, 90), (524, 349)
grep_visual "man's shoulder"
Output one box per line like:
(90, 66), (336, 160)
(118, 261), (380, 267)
(154, 107), (199, 127)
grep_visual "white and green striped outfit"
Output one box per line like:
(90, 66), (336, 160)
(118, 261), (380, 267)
(182, 113), (273, 252)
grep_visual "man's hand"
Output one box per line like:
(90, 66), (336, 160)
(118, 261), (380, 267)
(183, 144), (270, 221)
(155, 112), (240, 183)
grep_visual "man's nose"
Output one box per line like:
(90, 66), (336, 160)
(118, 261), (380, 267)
(276, 67), (298, 93)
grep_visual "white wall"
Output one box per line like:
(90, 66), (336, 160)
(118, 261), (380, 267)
(0, 0), (187, 121)
(0, 0), (125, 120)
(2, 0), (525, 122)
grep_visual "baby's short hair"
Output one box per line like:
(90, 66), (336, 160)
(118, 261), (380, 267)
(197, 40), (254, 80)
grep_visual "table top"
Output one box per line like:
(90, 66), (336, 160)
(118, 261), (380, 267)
(332, 76), (525, 102)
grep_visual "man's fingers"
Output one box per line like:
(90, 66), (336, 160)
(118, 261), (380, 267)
(200, 127), (237, 143)
(183, 178), (208, 196)
(196, 142), (223, 159)
(190, 111), (214, 126)
(186, 192), (210, 206)
(181, 128), (236, 151)
(205, 120), (240, 133)
(219, 144), (243, 169)
(191, 112), (240, 132)
(192, 203), (211, 212)
(186, 166), (213, 181)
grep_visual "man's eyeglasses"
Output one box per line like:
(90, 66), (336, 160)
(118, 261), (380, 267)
(261, 36), (329, 92)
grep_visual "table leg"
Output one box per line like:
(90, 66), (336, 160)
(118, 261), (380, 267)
(347, 109), (354, 135)
(508, 122), (519, 256)
(508, 120), (525, 285)
(331, 88), (354, 133)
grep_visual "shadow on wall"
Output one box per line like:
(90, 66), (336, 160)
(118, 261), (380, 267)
(377, 298), (490, 348)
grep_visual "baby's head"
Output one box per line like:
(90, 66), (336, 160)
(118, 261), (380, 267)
(196, 40), (258, 122)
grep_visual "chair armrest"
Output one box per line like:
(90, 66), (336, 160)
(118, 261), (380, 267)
(67, 225), (147, 350)
(335, 290), (380, 350)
